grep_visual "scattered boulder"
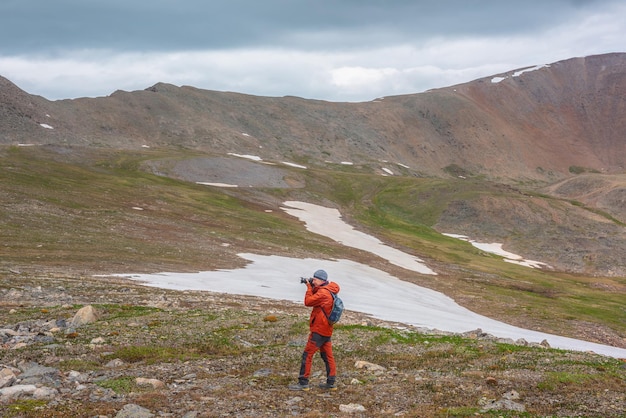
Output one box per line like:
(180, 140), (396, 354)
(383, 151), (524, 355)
(0, 368), (17, 388)
(354, 360), (386, 372)
(17, 362), (61, 386)
(71, 305), (99, 327)
(480, 390), (525, 413)
(115, 403), (155, 418)
(135, 377), (166, 389)
(0, 384), (58, 403)
(339, 403), (366, 413)
(105, 359), (126, 368)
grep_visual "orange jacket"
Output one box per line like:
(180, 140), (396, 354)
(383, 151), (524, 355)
(305, 281), (341, 337)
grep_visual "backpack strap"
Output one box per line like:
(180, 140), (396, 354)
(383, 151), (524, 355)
(321, 289), (336, 321)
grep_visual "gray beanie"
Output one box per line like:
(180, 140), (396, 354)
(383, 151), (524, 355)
(313, 269), (328, 281)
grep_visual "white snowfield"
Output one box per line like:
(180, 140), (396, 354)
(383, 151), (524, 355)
(118, 201), (626, 358)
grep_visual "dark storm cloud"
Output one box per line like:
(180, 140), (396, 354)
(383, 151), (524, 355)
(0, 0), (623, 101)
(0, 0), (611, 54)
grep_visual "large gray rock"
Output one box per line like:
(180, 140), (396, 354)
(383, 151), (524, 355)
(0, 384), (58, 402)
(0, 368), (17, 389)
(115, 403), (155, 418)
(71, 305), (99, 327)
(18, 364), (60, 386)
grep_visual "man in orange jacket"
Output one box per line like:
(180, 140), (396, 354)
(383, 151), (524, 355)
(289, 269), (340, 391)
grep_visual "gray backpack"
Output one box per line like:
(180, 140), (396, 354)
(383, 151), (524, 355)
(322, 290), (344, 325)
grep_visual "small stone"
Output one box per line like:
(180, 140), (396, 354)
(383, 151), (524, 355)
(503, 390), (520, 400)
(253, 369), (272, 377)
(33, 386), (59, 400)
(11, 342), (28, 350)
(0, 384), (38, 402)
(0, 368), (17, 389)
(339, 403), (366, 413)
(354, 360), (386, 372)
(136, 377), (166, 389)
(115, 403), (155, 418)
(105, 359), (125, 368)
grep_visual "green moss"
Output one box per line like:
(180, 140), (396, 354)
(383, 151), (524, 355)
(4, 400), (48, 417)
(96, 376), (137, 394)
(537, 371), (601, 391)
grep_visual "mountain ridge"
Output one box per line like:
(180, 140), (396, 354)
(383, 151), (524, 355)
(1, 53), (625, 181)
(1, 52), (625, 361)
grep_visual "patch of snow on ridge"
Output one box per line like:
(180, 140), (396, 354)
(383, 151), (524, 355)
(40, 123), (54, 129)
(282, 162), (307, 169)
(491, 64), (550, 84)
(281, 201), (436, 275)
(382, 168), (394, 175)
(197, 182), (238, 188)
(228, 153), (262, 161)
(443, 233), (550, 269)
(513, 64), (549, 77)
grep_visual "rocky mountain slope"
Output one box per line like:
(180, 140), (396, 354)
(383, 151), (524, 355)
(1, 52), (626, 416)
(1, 274), (625, 417)
(1, 53), (625, 181)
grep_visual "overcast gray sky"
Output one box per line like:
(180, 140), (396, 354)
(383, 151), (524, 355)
(1, 0), (624, 102)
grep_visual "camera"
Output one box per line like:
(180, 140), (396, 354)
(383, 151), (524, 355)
(300, 277), (312, 285)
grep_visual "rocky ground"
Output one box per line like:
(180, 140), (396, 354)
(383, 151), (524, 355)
(1, 272), (625, 417)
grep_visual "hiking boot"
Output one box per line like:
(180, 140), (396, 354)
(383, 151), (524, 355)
(288, 382), (310, 391)
(318, 382), (337, 390)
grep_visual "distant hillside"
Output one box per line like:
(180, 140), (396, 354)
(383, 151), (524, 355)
(1, 54), (625, 353)
(0, 53), (624, 278)
(1, 53), (625, 181)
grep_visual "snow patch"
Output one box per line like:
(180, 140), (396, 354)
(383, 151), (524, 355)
(110, 201), (625, 358)
(513, 64), (549, 77)
(491, 64), (550, 84)
(443, 233), (550, 269)
(196, 182), (239, 188)
(39, 123), (54, 129)
(282, 162), (307, 169)
(228, 153), (262, 161)
(281, 201), (436, 275)
(118, 251), (626, 357)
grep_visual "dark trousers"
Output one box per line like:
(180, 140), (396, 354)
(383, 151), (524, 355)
(298, 332), (336, 384)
